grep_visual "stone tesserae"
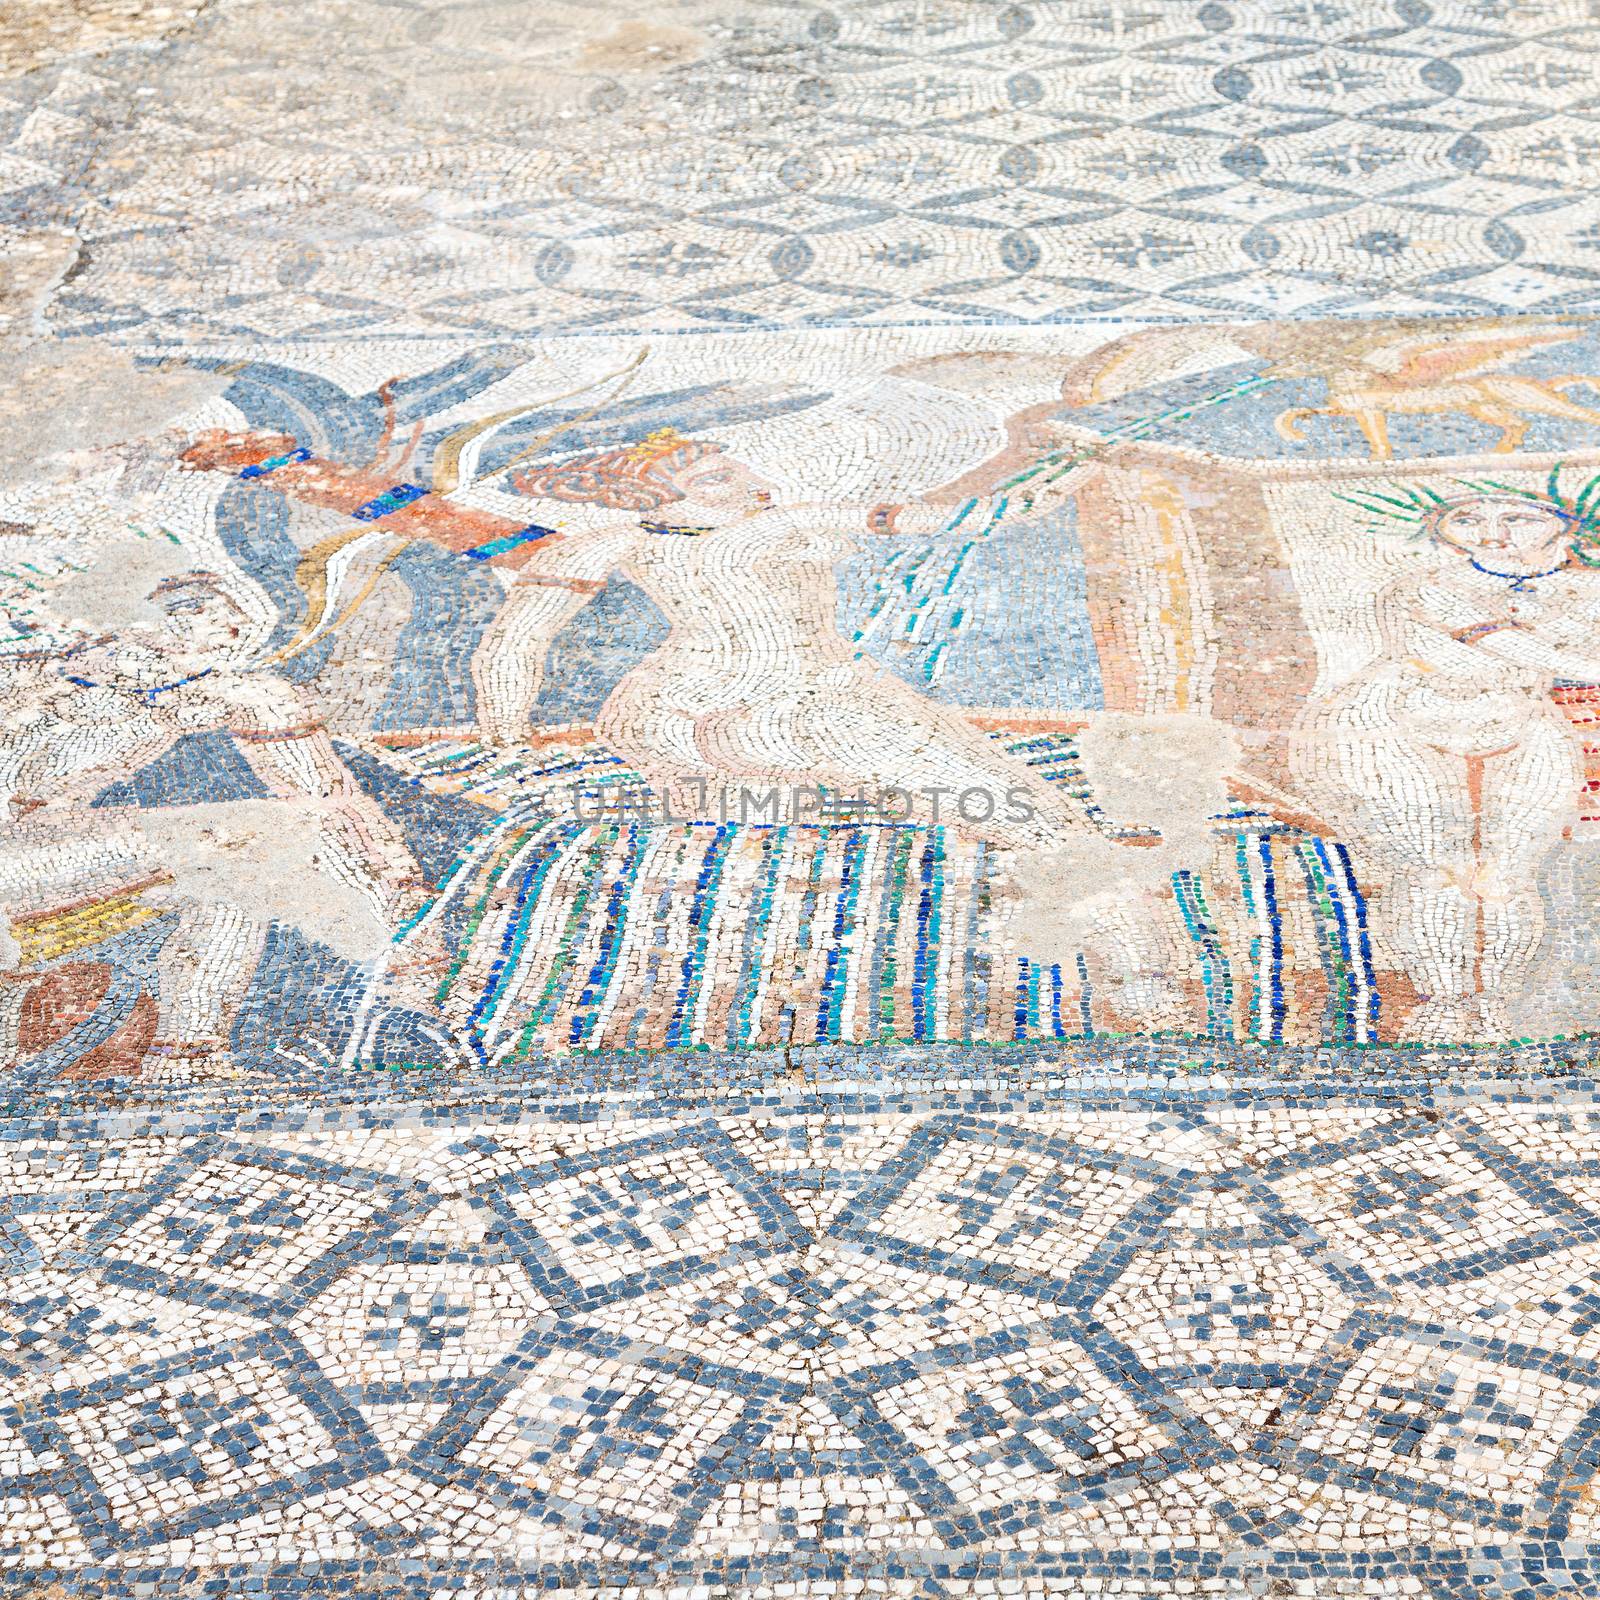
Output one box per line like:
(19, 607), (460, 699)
(8, 3), (1600, 1598)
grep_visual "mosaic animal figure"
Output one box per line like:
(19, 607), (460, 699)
(1053, 317), (1600, 461)
(1273, 327), (1600, 459)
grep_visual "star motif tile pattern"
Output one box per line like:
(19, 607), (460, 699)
(4, 1086), (1600, 1593)
(11, 1), (1600, 1595)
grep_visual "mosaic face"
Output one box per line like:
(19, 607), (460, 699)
(10, 3), (1600, 1595)
(10, 315), (1600, 1071)
(152, 575), (255, 657)
(1429, 495), (1574, 568)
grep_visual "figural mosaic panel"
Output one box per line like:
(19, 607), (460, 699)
(13, 2), (1600, 1597)
(8, 316), (1600, 1077)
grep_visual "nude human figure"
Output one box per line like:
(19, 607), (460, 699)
(176, 417), (1149, 851)
(470, 432), (1123, 852)
(1291, 491), (1600, 1042)
(4, 565), (426, 1074)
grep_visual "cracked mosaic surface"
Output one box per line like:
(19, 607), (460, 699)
(10, 0), (1600, 1594)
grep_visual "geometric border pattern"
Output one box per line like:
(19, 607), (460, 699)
(9, 1075), (1600, 1595)
(13, 1032), (1600, 1112)
(12, 0), (1600, 344)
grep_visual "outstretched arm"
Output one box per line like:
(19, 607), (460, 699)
(230, 713), (424, 923)
(866, 438), (1093, 539)
(1471, 625), (1600, 684)
(2, 682), (175, 818)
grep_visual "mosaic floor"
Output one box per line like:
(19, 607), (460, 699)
(9, 0), (1600, 1594)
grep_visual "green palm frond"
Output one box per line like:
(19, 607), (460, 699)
(1338, 466), (1600, 559)
(1575, 471), (1600, 520)
(1332, 492), (1423, 522)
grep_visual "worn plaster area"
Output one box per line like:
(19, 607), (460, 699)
(8, 4), (1600, 1597)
